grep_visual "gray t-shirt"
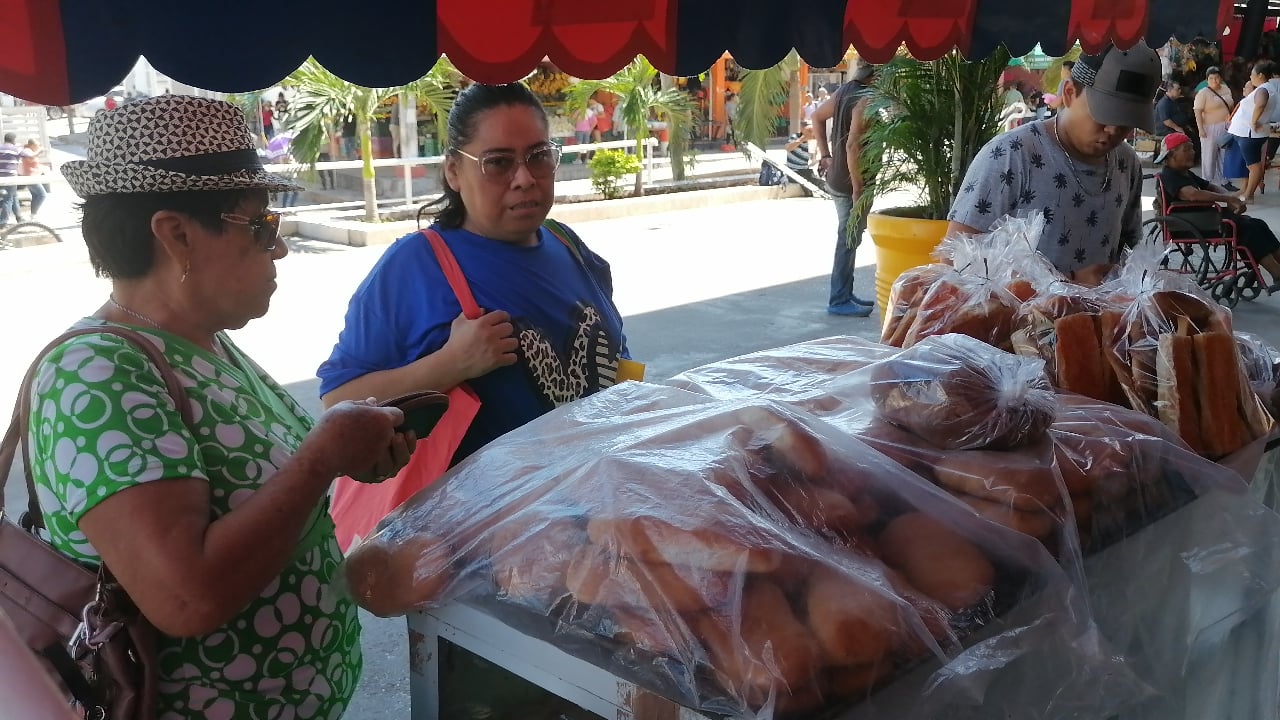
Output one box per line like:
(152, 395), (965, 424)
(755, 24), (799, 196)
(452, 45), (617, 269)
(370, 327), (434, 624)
(948, 121), (1144, 274)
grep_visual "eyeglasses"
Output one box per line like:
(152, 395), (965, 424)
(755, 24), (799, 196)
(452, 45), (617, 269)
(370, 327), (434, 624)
(220, 210), (283, 251)
(452, 145), (561, 182)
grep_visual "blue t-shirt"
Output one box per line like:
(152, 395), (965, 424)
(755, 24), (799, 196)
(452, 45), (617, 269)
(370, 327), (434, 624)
(318, 223), (627, 463)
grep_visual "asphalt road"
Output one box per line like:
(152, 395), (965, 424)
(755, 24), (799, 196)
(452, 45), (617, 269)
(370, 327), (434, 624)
(4, 184), (1280, 718)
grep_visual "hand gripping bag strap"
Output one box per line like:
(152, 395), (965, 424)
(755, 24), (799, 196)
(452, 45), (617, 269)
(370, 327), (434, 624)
(0, 325), (193, 531)
(331, 233), (484, 553)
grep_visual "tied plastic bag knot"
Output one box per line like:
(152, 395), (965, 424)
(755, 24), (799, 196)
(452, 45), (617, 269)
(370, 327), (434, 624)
(869, 334), (1056, 451)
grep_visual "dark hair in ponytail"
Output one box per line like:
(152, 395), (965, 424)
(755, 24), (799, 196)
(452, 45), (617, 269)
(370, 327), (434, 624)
(425, 83), (548, 229)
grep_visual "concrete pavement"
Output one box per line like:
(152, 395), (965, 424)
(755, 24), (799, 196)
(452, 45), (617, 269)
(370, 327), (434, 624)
(4, 173), (1280, 718)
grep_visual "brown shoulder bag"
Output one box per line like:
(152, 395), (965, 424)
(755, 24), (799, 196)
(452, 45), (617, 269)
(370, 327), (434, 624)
(0, 326), (192, 720)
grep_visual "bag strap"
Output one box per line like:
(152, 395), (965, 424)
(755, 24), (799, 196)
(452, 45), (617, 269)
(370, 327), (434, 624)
(541, 218), (586, 265)
(421, 230), (482, 320)
(0, 325), (193, 531)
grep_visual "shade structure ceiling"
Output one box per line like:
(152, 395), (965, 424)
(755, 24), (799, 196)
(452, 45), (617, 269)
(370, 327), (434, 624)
(1, 0), (1234, 106)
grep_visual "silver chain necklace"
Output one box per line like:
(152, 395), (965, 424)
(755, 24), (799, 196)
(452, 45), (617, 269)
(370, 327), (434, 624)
(108, 295), (160, 328)
(1053, 119), (1113, 196)
(108, 295), (228, 359)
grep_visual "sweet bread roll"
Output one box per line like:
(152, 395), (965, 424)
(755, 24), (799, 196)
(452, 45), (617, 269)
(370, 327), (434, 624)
(855, 418), (937, 478)
(606, 605), (683, 658)
(566, 543), (734, 613)
(1005, 278), (1037, 303)
(951, 491), (1059, 539)
(869, 334), (1054, 451)
(345, 532), (453, 617)
(735, 406), (829, 479)
(804, 564), (901, 666)
(693, 580), (821, 703)
(933, 449), (1062, 511)
(489, 516), (585, 606)
(587, 515), (783, 573)
(765, 482), (878, 540)
(879, 513), (995, 611)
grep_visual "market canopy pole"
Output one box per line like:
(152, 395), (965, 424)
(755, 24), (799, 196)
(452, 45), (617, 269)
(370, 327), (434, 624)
(1237, 0), (1271, 61)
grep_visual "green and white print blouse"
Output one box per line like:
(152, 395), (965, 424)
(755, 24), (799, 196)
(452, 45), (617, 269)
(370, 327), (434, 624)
(28, 321), (361, 720)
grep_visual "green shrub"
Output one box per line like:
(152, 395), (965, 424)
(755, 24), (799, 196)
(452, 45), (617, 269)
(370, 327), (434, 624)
(588, 149), (642, 200)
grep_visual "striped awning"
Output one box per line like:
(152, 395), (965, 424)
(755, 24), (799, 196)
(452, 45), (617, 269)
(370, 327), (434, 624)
(1, 0), (1235, 106)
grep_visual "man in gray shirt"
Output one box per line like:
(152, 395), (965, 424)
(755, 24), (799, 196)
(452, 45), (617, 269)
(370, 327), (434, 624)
(949, 44), (1161, 285)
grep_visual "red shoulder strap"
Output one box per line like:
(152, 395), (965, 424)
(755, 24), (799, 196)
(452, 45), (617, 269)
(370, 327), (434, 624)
(421, 230), (482, 320)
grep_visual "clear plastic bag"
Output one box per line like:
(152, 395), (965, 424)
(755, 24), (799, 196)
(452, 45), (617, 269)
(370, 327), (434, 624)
(1236, 331), (1280, 419)
(1009, 283), (1131, 406)
(341, 383), (1142, 719)
(867, 334), (1056, 451)
(668, 336), (1280, 720)
(1101, 261), (1272, 458)
(886, 216), (1064, 352)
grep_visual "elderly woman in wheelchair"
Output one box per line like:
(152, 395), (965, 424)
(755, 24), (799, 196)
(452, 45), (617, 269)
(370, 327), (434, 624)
(1154, 132), (1280, 304)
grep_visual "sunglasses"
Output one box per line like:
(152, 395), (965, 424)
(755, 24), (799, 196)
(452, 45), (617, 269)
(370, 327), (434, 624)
(220, 210), (283, 251)
(453, 144), (562, 182)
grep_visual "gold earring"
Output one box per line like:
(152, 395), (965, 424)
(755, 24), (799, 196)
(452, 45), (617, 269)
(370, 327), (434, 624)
(180, 262), (190, 284)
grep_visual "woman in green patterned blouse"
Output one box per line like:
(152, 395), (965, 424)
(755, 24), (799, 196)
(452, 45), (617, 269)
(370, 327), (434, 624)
(33, 95), (417, 719)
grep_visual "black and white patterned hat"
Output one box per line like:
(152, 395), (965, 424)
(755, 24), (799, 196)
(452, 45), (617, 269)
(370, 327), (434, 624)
(61, 95), (302, 197)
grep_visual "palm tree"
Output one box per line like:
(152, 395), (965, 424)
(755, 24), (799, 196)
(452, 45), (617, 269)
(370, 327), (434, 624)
(285, 58), (457, 222)
(565, 58), (697, 195)
(856, 48), (1012, 223)
(734, 52), (801, 152)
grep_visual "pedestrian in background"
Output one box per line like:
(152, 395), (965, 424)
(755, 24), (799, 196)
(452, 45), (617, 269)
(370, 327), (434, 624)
(1195, 67), (1237, 188)
(19, 138), (48, 217)
(812, 61), (877, 316)
(0, 132), (22, 226)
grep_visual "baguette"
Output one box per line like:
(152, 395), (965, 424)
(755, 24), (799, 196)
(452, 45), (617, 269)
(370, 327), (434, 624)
(1156, 334), (1204, 455)
(1194, 332), (1248, 457)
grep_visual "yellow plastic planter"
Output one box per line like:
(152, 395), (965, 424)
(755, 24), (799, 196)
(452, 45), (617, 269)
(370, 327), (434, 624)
(868, 210), (951, 321)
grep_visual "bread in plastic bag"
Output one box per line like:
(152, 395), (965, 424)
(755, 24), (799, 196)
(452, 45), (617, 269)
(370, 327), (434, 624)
(1101, 251), (1272, 458)
(1009, 283), (1130, 406)
(340, 383), (1144, 719)
(868, 334), (1055, 451)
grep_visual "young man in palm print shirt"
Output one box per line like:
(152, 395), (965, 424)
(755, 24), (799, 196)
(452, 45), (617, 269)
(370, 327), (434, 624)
(948, 44), (1162, 286)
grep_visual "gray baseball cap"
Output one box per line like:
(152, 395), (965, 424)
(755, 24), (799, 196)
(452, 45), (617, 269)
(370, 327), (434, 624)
(1070, 44), (1161, 132)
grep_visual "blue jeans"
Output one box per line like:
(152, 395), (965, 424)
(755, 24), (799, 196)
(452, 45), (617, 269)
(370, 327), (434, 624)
(0, 186), (18, 224)
(829, 193), (867, 307)
(280, 190), (299, 207)
(26, 182), (46, 216)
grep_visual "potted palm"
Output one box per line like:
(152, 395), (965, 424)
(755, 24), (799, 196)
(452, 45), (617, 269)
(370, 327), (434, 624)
(855, 48), (1012, 310)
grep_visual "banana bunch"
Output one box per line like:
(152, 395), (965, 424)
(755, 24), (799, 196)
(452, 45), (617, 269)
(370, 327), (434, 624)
(527, 70), (572, 97)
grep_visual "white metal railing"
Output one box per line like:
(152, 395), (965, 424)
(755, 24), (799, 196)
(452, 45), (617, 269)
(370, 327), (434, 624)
(262, 137), (660, 213)
(0, 137), (667, 215)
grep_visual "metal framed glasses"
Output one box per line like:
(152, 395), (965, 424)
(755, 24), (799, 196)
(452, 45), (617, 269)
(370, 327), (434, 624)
(453, 144), (562, 182)
(220, 209), (283, 251)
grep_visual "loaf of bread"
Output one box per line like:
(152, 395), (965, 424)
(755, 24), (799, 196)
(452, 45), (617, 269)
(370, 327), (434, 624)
(933, 448), (1062, 512)
(345, 532), (453, 617)
(587, 515), (783, 573)
(1194, 332), (1249, 457)
(869, 334), (1055, 451)
(878, 513), (995, 611)
(904, 278), (1019, 352)
(1156, 334), (1204, 454)
(803, 564), (901, 666)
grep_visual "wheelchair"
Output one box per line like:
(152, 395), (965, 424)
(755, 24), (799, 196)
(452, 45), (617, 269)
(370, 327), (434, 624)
(1148, 176), (1266, 308)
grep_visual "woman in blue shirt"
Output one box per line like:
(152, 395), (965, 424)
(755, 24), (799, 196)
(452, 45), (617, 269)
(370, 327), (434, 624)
(318, 83), (628, 464)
